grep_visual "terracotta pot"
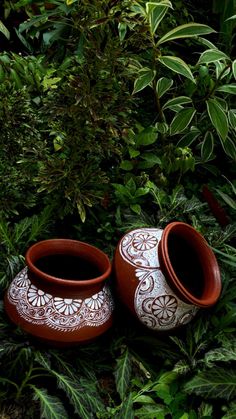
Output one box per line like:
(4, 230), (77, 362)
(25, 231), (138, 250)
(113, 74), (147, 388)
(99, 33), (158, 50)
(5, 239), (114, 346)
(113, 222), (221, 331)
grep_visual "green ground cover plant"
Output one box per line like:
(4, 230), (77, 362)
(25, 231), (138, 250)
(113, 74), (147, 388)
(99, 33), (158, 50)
(0, 0), (236, 418)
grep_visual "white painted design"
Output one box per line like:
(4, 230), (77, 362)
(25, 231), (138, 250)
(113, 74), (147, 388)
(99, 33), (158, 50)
(119, 228), (198, 331)
(8, 267), (114, 332)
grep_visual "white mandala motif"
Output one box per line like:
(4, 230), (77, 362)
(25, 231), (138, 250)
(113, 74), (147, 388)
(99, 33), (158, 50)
(120, 228), (198, 331)
(8, 267), (114, 332)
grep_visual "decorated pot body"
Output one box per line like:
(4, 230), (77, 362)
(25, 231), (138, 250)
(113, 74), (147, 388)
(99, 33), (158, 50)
(5, 239), (114, 346)
(114, 222), (221, 331)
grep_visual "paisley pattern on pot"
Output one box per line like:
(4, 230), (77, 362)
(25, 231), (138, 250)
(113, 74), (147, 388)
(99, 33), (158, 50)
(8, 268), (114, 332)
(119, 228), (198, 331)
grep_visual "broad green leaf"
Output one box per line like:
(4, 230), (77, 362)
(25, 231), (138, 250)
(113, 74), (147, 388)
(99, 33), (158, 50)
(115, 347), (132, 400)
(201, 131), (214, 161)
(133, 68), (155, 94)
(197, 37), (218, 50)
(216, 190), (236, 210)
(118, 22), (127, 42)
(228, 109), (236, 128)
(216, 84), (236, 95)
(206, 98), (228, 141)
(156, 77), (173, 98)
(130, 204), (142, 214)
(134, 404), (168, 419)
(146, 2), (172, 34)
(158, 56), (195, 83)
(162, 96), (192, 110)
(0, 20), (10, 40)
(128, 147), (140, 158)
(198, 49), (229, 64)
(135, 187), (150, 197)
(157, 23), (215, 46)
(120, 160), (134, 171)
(170, 108), (196, 135)
(32, 387), (68, 419)
(134, 395), (155, 404)
(185, 368), (236, 400)
(140, 153), (161, 165)
(221, 138), (236, 160)
(232, 60), (236, 80)
(177, 128), (201, 147)
(215, 61), (231, 79)
(126, 177), (137, 195)
(135, 126), (158, 146)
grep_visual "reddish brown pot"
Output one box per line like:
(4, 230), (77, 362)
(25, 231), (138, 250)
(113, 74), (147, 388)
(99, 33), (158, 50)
(5, 239), (114, 346)
(114, 222), (221, 331)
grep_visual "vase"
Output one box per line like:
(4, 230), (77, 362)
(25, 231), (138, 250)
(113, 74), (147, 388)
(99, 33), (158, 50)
(4, 239), (114, 346)
(113, 222), (221, 331)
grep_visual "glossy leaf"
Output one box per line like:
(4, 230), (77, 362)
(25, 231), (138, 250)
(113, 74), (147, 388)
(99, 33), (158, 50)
(216, 84), (236, 95)
(221, 138), (236, 160)
(228, 110), (236, 128)
(135, 126), (158, 146)
(0, 20), (10, 40)
(156, 77), (173, 98)
(206, 98), (228, 141)
(120, 160), (134, 171)
(170, 108), (196, 135)
(158, 56), (195, 83)
(163, 96), (192, 110)
(157, 23), (215, 46)
(198, 49), (229, 64)
(177, 128), (201, 147)
(146, 2), (172, 35)
(232, 60), (236, 80)
(201, 131), (214, 162)
(133, 68), (155, 94)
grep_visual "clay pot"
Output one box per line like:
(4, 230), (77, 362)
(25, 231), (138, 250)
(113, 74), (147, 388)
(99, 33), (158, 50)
(113, 222), (221, 331)
(5, 239), (114, 346)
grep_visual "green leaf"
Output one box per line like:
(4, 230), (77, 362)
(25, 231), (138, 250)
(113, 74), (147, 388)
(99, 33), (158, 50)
(140, 152), (162, 167)
(134, 404), (168, 419)
(177, 128), (201, 147)
(120, 160), (134, 171)
(133, 68), (155, 94)
(216, 84), (236, 95)
(206, 98), (228, 141)
(116, 393), (134, 419)
(0, 20), (10, 40)
(222, 401), (236, 419)
(162, 96), (192, 110)
(198, 49), (229, 64)
(155, 122), (169, 133)
(115, 347), (132, 400)
(157, 23), (215, 46)
(185, 368), (236, 400)
(130, 204), (142, 214)
(158, 56), (195, 83)
(32, 387), (68, 419)
(232, 60), (236, 80)
(225, 14), (236, 22)
(221, 138), (236, 160)
(228, 110), (236, 128)
(126, 177), (137, 195)
(135, 126), (158, 146)
(156, 77), (173, 98)
(170, 108), (196, 135)
(201, 131), (214, 161)
(216, 190), (236, 210)
(205, 340), (236, 367)
(146, 2), (172, 35)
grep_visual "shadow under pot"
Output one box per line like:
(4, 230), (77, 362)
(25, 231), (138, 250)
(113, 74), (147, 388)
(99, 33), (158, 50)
(4, 239), (114, 346)
(113, 222), (222, 331)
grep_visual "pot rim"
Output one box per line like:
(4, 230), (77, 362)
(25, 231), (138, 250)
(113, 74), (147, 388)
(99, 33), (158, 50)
(25, 238), (111, 287)
(159, 222), (222, 307)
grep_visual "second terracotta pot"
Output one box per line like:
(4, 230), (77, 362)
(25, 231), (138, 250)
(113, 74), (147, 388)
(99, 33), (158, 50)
(113, 222), (221, 331)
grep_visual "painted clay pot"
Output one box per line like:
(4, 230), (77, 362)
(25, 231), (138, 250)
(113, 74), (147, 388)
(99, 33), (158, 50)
(114, 222), (221, 331)
(5, 239), (114, 346)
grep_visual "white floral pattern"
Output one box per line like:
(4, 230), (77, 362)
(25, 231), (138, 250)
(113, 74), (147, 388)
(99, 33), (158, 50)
(133, 233), (158, 251)
(152, 295), (177, 319)
(85, 292), (105, 310)
(54, 298), (82, 315)
(7, 267), (114, 332)
(28, 285), (52, 307)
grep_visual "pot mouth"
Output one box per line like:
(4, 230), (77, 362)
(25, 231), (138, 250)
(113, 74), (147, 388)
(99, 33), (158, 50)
(25, 239), (111, 287)
(159, 222), (221, 307)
